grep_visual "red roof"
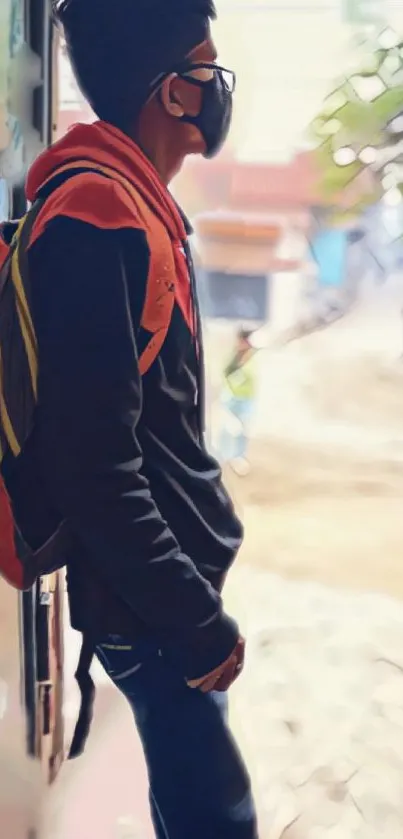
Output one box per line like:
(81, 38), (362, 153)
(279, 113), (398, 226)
(230, 153), (320, 208)
(179, 151), (374, 212)
(179, 152), (321, 211)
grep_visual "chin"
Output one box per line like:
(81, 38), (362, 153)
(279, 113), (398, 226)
(181, 125), (207, 160)
(187, 139), (208, 158)
(169, 141), (206, 182)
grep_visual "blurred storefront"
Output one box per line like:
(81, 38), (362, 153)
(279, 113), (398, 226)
(178, 153), (316, 334)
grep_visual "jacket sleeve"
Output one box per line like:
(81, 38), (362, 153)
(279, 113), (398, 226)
(29, 217), (238, 679)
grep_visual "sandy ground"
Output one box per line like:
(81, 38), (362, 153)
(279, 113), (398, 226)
(38, 281), (403, 838)
(214, 280), (403, 603)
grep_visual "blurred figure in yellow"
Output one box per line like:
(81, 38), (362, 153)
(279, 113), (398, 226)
(219, 328), (257, 476)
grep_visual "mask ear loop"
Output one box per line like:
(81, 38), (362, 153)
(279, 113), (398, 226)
(147, 72), (179, 106)
(147, 66), (230, 123)
(151, 72), (206, 117)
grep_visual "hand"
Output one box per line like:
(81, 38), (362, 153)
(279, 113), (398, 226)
(187, 637), (245, 694)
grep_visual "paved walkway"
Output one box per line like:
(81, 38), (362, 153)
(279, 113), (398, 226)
(42, 643), (153, 839)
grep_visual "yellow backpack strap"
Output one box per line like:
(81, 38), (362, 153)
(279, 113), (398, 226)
(0, 200), (45, 457)
(37, 160), (177, 375)
(11, 216), (39, 399)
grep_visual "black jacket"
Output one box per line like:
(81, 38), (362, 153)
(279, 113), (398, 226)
(5, 214), (243, 680)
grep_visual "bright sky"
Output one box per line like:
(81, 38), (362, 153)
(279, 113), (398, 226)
(214, 0), (403, 162)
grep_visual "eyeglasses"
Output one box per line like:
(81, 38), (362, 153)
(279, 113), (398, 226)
(175, 62), (236, 95)
(150, 62), (236, 97)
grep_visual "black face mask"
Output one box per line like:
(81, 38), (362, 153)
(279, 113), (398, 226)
(179, 68), (234, 159)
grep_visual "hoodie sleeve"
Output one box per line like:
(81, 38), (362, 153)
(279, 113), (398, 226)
(29, 217), (239, 680)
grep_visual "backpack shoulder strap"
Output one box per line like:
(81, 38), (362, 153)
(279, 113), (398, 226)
(30, 159), (177, 376)
(8, 200), (49, 404)
(0, 199), (48, 458)
(89, 163), (177, 375)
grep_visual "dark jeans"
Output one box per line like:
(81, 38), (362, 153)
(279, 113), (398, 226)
(95, 635), (258, 839)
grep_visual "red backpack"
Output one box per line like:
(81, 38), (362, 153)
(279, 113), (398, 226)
(0, 162), (177, 756)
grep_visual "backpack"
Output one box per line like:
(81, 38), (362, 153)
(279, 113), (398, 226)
(0, 162), (177, 758)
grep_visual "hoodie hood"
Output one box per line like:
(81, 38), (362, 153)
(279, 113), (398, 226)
(26, 121), (186, 242)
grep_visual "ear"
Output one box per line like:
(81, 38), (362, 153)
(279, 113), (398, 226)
(160, 74), (185, 118)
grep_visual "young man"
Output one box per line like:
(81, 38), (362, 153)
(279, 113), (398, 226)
(6, 1), (258, 837)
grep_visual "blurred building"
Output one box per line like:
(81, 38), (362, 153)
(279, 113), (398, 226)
(56, 43), (94, 139)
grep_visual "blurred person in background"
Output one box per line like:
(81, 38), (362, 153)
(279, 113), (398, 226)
(219, 328), (257, 476)
(12, 1), (258, 837)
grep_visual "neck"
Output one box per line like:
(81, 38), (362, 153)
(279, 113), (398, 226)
(138, 137), (183, 185)
(134, 104), (185, 185)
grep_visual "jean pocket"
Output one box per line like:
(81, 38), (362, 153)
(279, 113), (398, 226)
(95, 636), (161, 684)
(95, 640), (144, 683)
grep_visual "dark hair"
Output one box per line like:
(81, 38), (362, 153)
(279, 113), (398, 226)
(53, 0), (216, 129)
